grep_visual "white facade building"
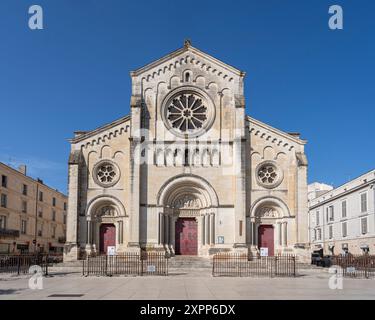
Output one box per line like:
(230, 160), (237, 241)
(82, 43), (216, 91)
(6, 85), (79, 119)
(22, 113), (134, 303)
(308, 169), (375, 255)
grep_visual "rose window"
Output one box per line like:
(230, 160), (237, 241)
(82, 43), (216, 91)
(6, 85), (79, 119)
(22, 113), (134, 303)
(255, 161), (284, 189)
(93, 161), (120, 187)
(167, 93), (207, 133)
(97, 164), (116, 183)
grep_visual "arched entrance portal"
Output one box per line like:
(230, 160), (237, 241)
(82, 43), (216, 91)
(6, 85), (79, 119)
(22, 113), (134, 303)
(249, 197), (291, 256)
(157, 175), (219, 256)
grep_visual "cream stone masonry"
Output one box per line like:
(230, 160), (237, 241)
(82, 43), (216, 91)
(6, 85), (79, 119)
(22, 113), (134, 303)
(64, 41), (309, 261)
(308, 169), (375, 255)
(0, 162), (67, 254)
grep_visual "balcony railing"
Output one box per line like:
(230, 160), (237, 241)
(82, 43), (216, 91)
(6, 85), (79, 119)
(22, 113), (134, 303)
(0, 228), (20, 238)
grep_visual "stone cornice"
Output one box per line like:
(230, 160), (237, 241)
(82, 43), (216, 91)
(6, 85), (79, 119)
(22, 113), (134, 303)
(247, 116), (307, 153)
(70, 115), (131, 147)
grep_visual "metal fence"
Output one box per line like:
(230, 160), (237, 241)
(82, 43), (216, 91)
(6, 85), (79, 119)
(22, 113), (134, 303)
(82, 252), (169, 276)
(331, 254), (375, 279)
(212, 253), (297, 277)
(0, 254), (49, 275)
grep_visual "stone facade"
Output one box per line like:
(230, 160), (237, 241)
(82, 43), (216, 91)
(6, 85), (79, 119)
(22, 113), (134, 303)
(308, 170), (375, 255)
(0, 162), (67, 254)
(64, 41), (309, 261)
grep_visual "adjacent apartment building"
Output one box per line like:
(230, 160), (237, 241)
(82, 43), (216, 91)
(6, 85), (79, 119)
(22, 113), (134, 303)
(308, 169), (375, 255)
(0, 162), (67, 254)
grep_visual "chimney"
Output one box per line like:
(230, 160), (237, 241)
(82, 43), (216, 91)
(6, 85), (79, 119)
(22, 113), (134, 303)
(18, 165), (27, 175)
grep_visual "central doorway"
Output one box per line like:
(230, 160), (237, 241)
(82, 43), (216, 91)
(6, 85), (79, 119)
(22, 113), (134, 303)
(258, 225), (274, 256)
(175, 218), (198, 255)
(99, 223), (116, 254)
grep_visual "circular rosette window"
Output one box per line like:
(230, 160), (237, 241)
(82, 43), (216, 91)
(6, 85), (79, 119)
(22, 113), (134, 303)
(162, 88), (215, 138)
(93, 160), (120, 188)
(255, 161), (283, 189)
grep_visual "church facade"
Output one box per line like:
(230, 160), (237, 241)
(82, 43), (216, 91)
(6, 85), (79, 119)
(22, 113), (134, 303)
(64, 41), (309, 261)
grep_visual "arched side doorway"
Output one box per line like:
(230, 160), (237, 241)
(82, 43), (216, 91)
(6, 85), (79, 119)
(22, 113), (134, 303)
(249, 198), (291, 256)
(157, 175), (219, 256)
(85, 196), (127, 255)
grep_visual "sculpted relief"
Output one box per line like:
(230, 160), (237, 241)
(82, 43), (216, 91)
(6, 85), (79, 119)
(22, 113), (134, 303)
(173, 195), (201, 209)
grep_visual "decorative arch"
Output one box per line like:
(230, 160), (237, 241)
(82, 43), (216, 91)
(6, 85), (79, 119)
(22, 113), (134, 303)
(157, 174), (219, 208)
(249, 196), (291, 219)
(86, 195), (127, 218)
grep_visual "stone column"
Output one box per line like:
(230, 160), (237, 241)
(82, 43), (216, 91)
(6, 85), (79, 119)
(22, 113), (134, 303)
(283, 222), (288, 246)
(164, 215), (170, 245)
(86, 220), (91, 244)
(158, 213), (164, 245)
(210, 213), (215, 245)
(63, 158), (80, 262)
(118, 221), (123, 244)
(253, 223), (258, 247)
(205, 214), (210, 245)
(202, 215), (205, 245)
(278, 222), (282, 246)
(128, 96), (142, 249)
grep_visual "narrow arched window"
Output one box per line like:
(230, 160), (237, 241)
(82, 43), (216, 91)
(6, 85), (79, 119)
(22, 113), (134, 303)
(185, 72), (190, 82)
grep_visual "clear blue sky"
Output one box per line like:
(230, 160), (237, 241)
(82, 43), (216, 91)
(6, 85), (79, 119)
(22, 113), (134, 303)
(1, 0), (374, 194)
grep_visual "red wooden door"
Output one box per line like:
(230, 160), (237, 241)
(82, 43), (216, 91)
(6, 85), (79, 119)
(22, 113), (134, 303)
(99, 224), (116, 254)
(175, 218), (197, 255)
(258, 225), (274, 256)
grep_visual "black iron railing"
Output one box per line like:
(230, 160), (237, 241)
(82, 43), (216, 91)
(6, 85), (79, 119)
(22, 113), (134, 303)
(82, 251), (169, 276)
(212, 253), (297, 277)
(331, 254), (375, 279)
(0, 254), (49, 275)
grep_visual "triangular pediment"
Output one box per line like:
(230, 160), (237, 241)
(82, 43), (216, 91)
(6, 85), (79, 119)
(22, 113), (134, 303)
(130, 40), (245, 79)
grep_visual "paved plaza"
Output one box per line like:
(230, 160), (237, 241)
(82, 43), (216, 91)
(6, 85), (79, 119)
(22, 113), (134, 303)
(0, 268), (374, 300)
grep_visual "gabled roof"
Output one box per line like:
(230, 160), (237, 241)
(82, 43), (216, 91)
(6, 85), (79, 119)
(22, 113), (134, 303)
(247, 116), (307, 145)
(69, 115), (130, 144)
(130, 40), (245, 77)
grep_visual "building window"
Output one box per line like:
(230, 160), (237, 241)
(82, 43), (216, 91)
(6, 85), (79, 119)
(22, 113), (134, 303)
(1, 194), (7, 208)
(329, 225), (333, 239)
(52, 226), (56, 239)
(317, 228), (322, 240)
(63, 202), (67, 211)
(63, 214), (67, 224)
(21, 200), (27, 213)
(1, 175), (7, 188)
(39, 191), (43, 202)
(360, 193), (367, 213)
(38, 227), (42, 237)
(327, 206), (334, 222)
(342, 222), (347, 238)
(21, 220), (27, 234)
(316, 211), (320, 226)
(52, 210), (56, 221)
(0, 215), (6, 229)
(38, 208), (43, 218)
(313, 229), (317, 241)
(52, 197), (56, 207)
(341, 200), (347, 218)
(22, 184), (28, 196)
(361, 217), (368, 235)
